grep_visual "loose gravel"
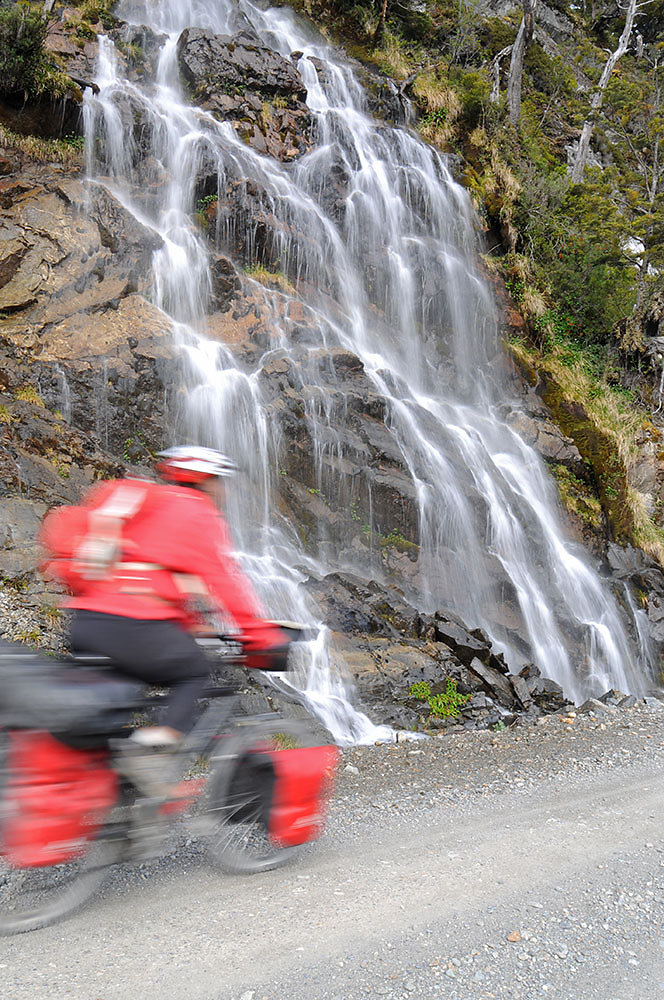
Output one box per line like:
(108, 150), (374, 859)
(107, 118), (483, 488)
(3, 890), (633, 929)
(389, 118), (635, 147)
(1, 699), (663, 1000)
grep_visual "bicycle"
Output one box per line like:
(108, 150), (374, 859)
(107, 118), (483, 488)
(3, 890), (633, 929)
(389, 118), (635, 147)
(0, 631), (338, 936)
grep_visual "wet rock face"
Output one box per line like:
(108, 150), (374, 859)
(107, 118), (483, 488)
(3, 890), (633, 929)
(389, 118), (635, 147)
(307, 571), (572, 730)
(605, 542), (664, 645)
(258, 347), (420, 569)
(177, 28), (312, 162)
(0, 165), (175, 461)
(178, 28), (307, 98)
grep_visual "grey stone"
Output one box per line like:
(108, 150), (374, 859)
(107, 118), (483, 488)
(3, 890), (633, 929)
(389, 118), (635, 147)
(0, 498), (47, 580)
(468, 658), (516, 707)
(598, 688), (627, 705)
(578, 698), (608, 715)
(178, 27), (307, 98)
(510, 673), (533, 708)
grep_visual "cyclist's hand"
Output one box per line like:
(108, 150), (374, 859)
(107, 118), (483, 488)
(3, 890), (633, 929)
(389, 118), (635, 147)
(241, 626), (292, 671)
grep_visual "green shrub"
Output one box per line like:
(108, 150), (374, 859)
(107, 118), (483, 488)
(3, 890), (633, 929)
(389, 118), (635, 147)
(0, 1), (48, 96)
(450, 67), (491, 128)
(408, 678), (471, 719)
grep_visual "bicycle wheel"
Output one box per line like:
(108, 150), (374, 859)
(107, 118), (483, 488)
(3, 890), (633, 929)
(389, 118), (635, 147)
(0, 836), (121, 936)
(0, 732), (122, 936)
(204, 718), (314, 875)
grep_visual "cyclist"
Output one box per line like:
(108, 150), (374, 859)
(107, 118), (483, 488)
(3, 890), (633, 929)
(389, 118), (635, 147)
(40, 446), (289, 796)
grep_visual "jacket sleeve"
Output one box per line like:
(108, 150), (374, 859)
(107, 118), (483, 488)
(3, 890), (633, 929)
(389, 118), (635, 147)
(178, 502), (285, 650)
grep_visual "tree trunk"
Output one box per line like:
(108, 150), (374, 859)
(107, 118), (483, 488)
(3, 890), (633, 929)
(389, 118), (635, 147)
(570, 0), (640, 183)
(372, 0), (389, 47)
(490, 45), (513, 104)
(507, 0), (536, 125)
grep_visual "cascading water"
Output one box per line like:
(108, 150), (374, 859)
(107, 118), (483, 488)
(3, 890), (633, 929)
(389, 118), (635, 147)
(83, 0), (655, 741)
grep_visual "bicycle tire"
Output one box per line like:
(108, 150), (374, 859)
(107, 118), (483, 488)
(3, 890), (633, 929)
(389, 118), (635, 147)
(0, 732), (122, 936)
(0, 835), (121, 936)
(204, 717), (314, 875)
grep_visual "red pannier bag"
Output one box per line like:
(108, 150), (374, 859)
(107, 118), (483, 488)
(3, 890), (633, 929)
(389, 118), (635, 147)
(2, 731), (118, 867)
(268, 745), (339, 847)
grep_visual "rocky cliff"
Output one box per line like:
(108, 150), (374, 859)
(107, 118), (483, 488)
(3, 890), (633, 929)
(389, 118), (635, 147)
(1, 0), (662, 732)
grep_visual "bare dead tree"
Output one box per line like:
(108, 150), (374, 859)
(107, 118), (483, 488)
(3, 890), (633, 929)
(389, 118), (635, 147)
(489, 45), (513, 103)
(506, 0), (537, 124)
(570, 0), (653, 183)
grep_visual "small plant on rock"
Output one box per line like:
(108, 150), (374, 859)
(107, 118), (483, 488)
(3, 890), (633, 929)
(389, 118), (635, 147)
(16, 385), (44, 407)
(408, 680), (431, 701)
(408, 678), (471, 719)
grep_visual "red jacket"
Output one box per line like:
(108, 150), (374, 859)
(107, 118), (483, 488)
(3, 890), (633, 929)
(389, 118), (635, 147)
(40, 478), (283, 650)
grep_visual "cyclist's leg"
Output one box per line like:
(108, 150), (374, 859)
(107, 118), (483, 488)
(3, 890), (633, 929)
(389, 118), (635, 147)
(70, 611), (210, 736)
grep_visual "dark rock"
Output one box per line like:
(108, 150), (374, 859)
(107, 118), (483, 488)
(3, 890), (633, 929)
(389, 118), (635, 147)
(177, 29), (312, 161)
(0, 498), (47, 581)
(526, 674), (563, 696)
(577, 697), (609, 715)
(646, 594), (664, 642)
(503, 406), (585, 477)
(509, 673), (533, 708)
(606, 542), (657, 580)
(111, 24), (168, 81)
(468, 657), (516, 707)
(598, 688), (627, 705)
(489, 651), (510, 674)
(89, 187), (163, 261)
(526, 673), (569, 712)
(433, 621), (490, 665)
(353, 64), (411, 126)
(618, 694), (638, 708)
(177, 27), (306, 99)
(335, 633), (464, 730)
(210, 254), (241, 310)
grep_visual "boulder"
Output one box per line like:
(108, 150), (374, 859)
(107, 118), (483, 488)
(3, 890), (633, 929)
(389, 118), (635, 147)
(504, 406), (585, 477)
(598, 687), (627, 706)
(577, 697), (611, 715)
(0, 498), (47, 581)
(509, 673), (533, 708)
(177, 28), (312, 161)
(178, 28), (307, 98)
(433, 620), (489, 664)
(618, 694), (638, 708)
(468, 657), (516, 707)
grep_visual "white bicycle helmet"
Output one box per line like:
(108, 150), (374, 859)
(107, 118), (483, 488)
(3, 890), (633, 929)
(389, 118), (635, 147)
(156, 446), (238, 484)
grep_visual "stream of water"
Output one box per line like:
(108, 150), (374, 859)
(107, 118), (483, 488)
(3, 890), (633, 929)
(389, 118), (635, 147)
(82, 0), (654, 740)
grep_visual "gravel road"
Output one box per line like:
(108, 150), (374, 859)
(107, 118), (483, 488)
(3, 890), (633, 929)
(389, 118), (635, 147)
(1, 702), (664, 1000)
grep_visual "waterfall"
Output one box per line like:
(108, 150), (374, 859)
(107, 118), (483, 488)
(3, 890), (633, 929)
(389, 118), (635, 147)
(82, 0), (654, 741)
(54, 365), (72, 424)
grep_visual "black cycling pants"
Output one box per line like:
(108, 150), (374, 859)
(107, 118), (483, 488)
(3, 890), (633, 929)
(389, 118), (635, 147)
(70, 610), (210, 734)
